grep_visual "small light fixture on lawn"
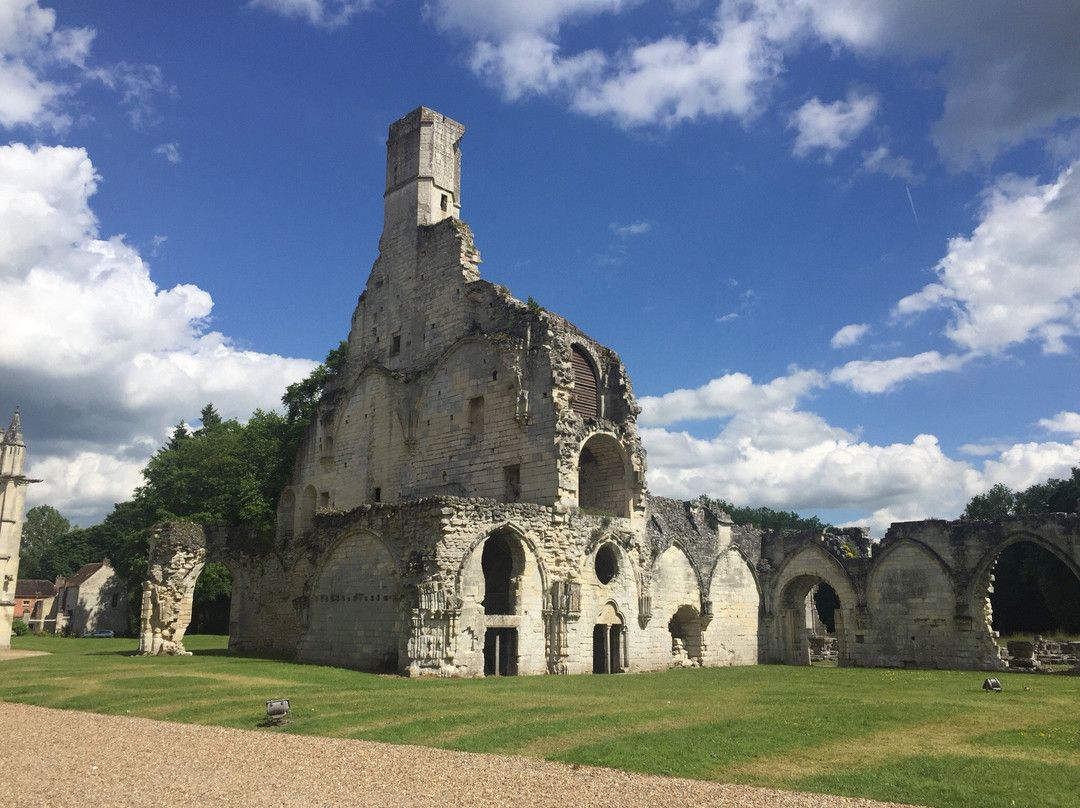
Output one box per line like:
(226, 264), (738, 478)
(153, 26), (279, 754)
(266, 698), (290, 720)
(982, 678), (1002, 692)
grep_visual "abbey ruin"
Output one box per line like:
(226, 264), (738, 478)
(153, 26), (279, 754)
(139, 108), (1080, 675)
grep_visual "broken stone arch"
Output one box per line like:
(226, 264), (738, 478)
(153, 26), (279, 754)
(769, 545), (860, 666)
(967, 530), (1080, 632)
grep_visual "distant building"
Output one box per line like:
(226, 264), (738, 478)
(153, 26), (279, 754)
(1, 410), (40, 650)
(13, 579), (57, 634)
(54, 559), (129, 637)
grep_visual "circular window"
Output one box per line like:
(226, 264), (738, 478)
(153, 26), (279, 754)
(595, 543), (618, 584)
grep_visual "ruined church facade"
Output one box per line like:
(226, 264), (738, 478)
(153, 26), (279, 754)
(140, 108), (1080, 675)
(216, 108), (760, 675)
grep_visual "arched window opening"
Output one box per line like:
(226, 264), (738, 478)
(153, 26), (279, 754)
(578, 435), (629, 517)
(813, 582), (840, 634)
(570, 346), (599, 420)
(190, 561), (233, 637)
(595, 543), (618, 584)
(988, 542), (1080, 641)
(482, 533), (521, 615)
(668, 605), (703, 665)
(593, 601), (625, 674)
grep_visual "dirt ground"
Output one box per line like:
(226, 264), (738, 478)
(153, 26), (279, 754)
(0, 700), (924, 808)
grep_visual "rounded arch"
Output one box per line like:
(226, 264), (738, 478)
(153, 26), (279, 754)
(968, 530), (1080, 643)
(770, 545), (861, 667)
(866, 538), (960, 669)
(966, 530), (1080, 608)
(577, 433), (630, 517)
(593, 599), (626, 674)
(298, 528), (403, 672)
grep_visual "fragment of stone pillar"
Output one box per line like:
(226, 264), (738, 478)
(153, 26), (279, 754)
(138, 522), (208, 656)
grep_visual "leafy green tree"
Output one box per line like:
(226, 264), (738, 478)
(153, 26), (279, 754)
(962, 483), (1017, 520)
(282, 341), (347, 426)
(695, 495), (832, 532)
(18, 505), (72, 580)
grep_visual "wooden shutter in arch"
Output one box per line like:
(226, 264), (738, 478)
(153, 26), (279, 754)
(571, 346), (599, 419)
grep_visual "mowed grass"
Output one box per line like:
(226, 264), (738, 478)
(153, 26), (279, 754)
(3, 635), (1079, 808)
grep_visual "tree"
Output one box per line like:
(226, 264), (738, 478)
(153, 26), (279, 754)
(18, 505), (71, 580)
(695, 495), (832, 532)
(282, 341), (347, 426)
(962, 483), (1016, 520)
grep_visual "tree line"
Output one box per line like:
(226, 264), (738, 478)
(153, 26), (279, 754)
(19, 343), (346, 634)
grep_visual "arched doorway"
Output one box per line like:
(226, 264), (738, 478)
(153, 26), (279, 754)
(480, 531), (526, 676)
(593, 601), (625, 673)
(987, 540), (1080, 638)
(777, 574), (849, 666)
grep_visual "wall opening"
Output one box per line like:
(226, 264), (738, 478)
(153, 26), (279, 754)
(592, 601), (625, 673)
(578, 435), (629, 517)
(594, 543), (618, 584)
(483, 627), (517, 676)
(503, 464), (520, 502)
(482, 533), (523, 615)
(668, 605), (703, 662)
(570, 346), (599, 419)
(778, 574), (847, 667)
(189, 561), (233, 637)
(987, 541), (1080, 638)
(469, 396), (485, 440)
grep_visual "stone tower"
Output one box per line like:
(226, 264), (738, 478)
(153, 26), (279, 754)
(0, 410), (38, 649)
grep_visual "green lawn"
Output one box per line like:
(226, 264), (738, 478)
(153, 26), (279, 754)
(3, 634), (1078, 808)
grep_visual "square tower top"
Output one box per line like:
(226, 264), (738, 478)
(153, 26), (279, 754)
(382, 107), (464, 238)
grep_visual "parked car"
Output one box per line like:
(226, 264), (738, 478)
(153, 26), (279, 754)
(88, 629), (115, 638)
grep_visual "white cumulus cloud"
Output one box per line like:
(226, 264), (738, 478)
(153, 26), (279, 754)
(1, 143), (316, 523)
(791, 90), (878, 160)
(830, 323), (869, 349)
(1039, 411), (1080, 436)
(249, 0), (376, 29)
(896, 161), (1080, 355)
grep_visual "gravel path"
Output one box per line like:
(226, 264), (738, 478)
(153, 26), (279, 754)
(0, 701), (923, 808)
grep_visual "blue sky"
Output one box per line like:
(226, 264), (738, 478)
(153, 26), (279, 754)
(2, 0), (1078, 532)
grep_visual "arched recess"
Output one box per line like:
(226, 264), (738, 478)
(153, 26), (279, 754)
(706, 548), (760, 665)
(297, 530), (402, 672)
(456, 525), (546, 676)
(189, 560), (233, 636)
(277, 487), (296, 535)
(970, 532), (1080, 644)
(652, 544), (705, 666)
(578, 434), (630, 517)
(771, 548), (859, 666)
(299, 485), (317, 532)
(593, 600), (626, 673)
(866, 540), (955, 668)
(570, 345), (600, 420)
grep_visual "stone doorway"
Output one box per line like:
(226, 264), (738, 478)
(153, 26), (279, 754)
(778, 574), (847, 666)
(484, 627), (518, 676)
(592, 601), (625, 673)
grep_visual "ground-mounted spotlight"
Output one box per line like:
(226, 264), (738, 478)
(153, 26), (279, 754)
(266, 698), (290, 720)
(982, 678), (1002, 692)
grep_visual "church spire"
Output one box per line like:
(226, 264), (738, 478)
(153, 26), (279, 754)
(3, 408), (22, 446)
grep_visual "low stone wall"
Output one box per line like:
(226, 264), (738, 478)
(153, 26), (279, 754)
(1005, 637), (1080, 670)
